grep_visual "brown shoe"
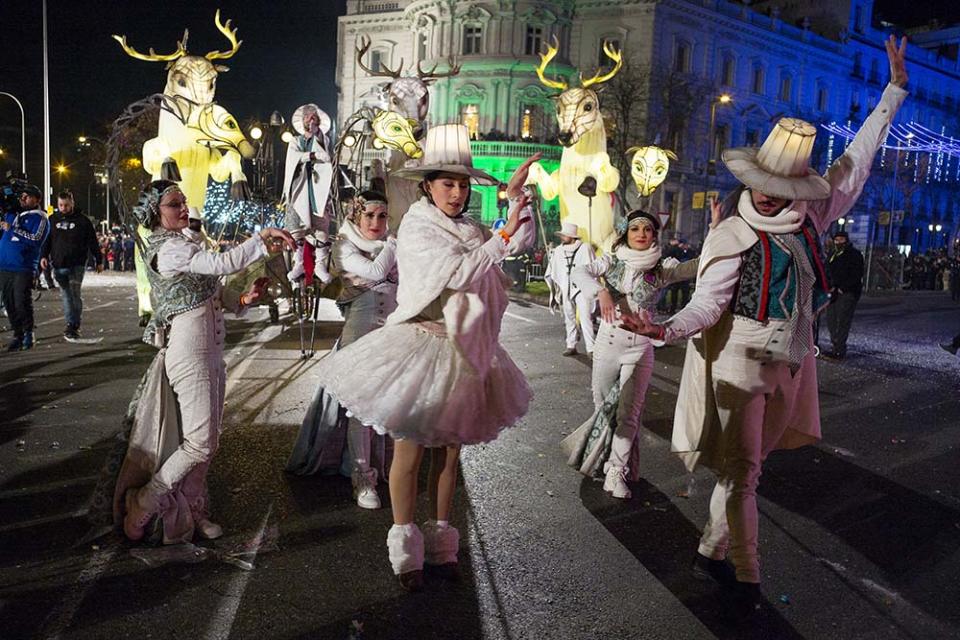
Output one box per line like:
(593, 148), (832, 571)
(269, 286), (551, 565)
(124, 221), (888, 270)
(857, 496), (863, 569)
(398, 570), (424, 591)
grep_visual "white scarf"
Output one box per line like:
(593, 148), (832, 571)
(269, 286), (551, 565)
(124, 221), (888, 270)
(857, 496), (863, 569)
(340, 219), (386, 254)
(737, 189), (805, 234)
(614, 243), (662, 273)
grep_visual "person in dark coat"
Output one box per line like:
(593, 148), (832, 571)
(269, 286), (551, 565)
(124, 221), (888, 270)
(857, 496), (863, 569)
(40, 191), (104, 339)
(824, 230), (864, 359)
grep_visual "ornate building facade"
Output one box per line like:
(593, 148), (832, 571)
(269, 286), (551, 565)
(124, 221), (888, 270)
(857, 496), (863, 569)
(337, 0), (960, 250)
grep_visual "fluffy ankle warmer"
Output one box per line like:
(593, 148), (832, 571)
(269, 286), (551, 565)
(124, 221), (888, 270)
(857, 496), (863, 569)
(386, 523), (424, 575)
(422, 519), (460, 565)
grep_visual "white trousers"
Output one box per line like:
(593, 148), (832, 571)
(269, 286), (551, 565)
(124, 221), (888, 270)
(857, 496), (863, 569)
(697, 374), (793, 584)
(150, 301), (227, 499)
(590, 321), (655, 468)
(561, 292), (596, 353)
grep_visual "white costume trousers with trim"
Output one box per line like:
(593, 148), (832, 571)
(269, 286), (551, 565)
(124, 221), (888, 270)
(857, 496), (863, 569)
(590, 321), (655, 468)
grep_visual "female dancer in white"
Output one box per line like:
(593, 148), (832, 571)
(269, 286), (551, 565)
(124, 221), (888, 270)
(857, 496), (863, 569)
(286, 191), (398, 510)
(315, 124), (539, 589)
(561, 210), (697, 499)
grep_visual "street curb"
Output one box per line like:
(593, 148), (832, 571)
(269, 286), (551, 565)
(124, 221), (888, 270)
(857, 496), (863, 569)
(507, 291), (550, 307)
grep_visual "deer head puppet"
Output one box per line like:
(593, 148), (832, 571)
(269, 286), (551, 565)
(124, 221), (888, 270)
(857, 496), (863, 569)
(113, 9), (242, 107)
(355, 35), (460, 139)
(535, 37), (623, 147)
(627, 145), (678, 197)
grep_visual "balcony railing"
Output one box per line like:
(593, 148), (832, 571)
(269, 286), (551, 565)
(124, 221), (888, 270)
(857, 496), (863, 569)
(470, 140), (562, 162)
(357, 1), (400, 14)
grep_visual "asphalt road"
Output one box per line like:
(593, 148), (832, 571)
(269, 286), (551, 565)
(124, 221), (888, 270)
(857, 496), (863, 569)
(1, 272), (959, 640)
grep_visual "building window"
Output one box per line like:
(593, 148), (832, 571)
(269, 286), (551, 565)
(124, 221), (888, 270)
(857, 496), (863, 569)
(674, 41), (691, 73)
(525, 26), (543, 56)
(869, 58), (880, 84)
(461, 104), (480, 139)
(418, 32), (428, 60)
(817, 86), (829, 112)
(745, 129), (760, 146)
(669, 125), (685, 156)
(854, 4), (865, 34)
(779, 72), (792, 102)
(370, 50), (383, 72)
(752, 64), (765, 94)
(463, 26), (483, 55)
(519, 104), (544, 140)
(599, 38), (621, 68)
(721, 56), (736, 87)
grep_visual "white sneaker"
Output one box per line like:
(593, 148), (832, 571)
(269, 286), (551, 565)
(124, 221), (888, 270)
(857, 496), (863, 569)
(353, 469), (381, 510)
(603, 465), (632, 499)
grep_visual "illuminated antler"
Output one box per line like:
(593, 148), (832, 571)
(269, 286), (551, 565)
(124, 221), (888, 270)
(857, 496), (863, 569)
(535, 36), (568, 91)
(112, 30), (188, 62)
(356, 35), (404, 79)
(417, 56), (461, 81)
(205, 10), (243, 60)
(580, 40), (623, 88)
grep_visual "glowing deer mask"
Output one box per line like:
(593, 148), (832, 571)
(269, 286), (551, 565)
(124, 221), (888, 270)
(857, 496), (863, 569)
(371, 111), (423, 159)
(536, 39), (623, 147)
(356, 35), (461, 139)
(628, 146), (677, 196)
(113, 10), (241, 108)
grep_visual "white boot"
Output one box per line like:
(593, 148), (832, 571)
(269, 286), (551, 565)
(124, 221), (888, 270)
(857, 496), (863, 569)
(422, 520), (460, 566)
(352, 468), (381, 510)
(313, 236), (333, 285)
(603, 465), (632, 499)
(387, 523), (424, 590)
(287, 243), (305, 283)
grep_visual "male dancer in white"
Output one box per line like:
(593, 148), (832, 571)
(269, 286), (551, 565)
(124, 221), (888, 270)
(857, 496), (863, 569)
(545, 222), (596, 356)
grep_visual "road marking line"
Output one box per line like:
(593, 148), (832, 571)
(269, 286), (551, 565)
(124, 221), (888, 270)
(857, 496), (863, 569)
(0, 475), (98, 499)
(39, 547), (119, 640)
(504, 310), (536, 324)
(0, 508), (87, 533)
(35, 300), (120, 327)
(202, 505), (273, 640)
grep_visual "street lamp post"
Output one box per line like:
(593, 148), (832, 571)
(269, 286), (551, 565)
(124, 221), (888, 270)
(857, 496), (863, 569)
(702, 93), (732, 241)
(0, 91), (26, 175)
(78, 136), (111, 228)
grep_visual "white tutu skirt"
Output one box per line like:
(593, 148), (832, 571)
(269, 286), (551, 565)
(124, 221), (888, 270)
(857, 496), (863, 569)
(314, 322), (531, 447)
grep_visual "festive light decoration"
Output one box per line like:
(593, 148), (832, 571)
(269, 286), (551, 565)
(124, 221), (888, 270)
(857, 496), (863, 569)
(113, 10), (255, 316)
(823, 120), (960, 184)
(626, 145), (677, 197)
(525, 37), (622, 249)
(370, 110), (422, 158)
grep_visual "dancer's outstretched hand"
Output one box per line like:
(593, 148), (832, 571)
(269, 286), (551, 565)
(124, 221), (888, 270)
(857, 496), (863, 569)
(260, 227), (297, 253)
(241, 277), (271, 307)
(620, 309), (665, 340)
(598, 289), (617, 325)
(507, 152), (544, 197)
(708, 196), (723, 230)
(886, 35), (908, 88)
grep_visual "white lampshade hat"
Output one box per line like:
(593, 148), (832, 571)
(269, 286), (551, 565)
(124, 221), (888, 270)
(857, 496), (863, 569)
(556, 222), (580, 239)
(393, 124), (497, 185)
(722, 117), (831, 201)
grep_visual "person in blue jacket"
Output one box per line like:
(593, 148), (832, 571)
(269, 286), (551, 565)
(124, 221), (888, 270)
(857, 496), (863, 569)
(0, 184), (50, 351)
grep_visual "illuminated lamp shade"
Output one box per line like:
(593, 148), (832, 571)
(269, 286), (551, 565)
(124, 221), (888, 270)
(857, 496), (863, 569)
(249, 126), (263, 140)
(281, 131), (294, 144)
(342, 133), (358, 148)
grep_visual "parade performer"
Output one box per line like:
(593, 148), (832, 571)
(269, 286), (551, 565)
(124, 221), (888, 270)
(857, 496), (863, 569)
(286, 191), (398, 511)
(560, 211), (697, 498)
(283, 104), (336, 285)
(112, 180), (294, 544)
(545, 222), (596, 356)
(313, 125), (538, 590)
(623, 36), (908, 616)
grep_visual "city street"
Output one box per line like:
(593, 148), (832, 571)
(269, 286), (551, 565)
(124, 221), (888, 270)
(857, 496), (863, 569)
(1, 272), (959, 640)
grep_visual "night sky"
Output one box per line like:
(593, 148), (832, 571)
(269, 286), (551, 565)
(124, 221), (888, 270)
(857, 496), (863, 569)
(0, 0), (346, 194)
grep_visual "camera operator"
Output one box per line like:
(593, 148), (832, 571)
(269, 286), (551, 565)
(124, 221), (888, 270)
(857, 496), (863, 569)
(0, 184), (50, 351)
(40, 190), (103, 341)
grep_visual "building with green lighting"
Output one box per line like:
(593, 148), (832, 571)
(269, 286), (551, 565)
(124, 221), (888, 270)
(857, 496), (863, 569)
(338, 0), (960, 250)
